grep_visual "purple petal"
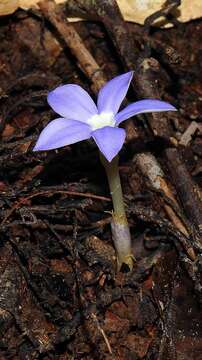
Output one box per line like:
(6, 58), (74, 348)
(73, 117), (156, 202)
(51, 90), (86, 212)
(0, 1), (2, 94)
(97, 71), (133, 115)
(47, 85), (98, 122)
(92, 126), (126, 162)
(115, 99), (177, 125)
(33, 118), (91, 151)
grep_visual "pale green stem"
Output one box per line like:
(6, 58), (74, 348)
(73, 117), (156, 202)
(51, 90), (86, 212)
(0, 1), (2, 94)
(99, 153), (134, 270)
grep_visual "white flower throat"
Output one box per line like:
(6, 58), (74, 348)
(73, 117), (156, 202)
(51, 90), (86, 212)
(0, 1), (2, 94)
(87, 112), (115, 131)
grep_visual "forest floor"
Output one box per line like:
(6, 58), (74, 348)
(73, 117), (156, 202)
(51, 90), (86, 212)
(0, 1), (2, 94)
(0, 1), (202, 359)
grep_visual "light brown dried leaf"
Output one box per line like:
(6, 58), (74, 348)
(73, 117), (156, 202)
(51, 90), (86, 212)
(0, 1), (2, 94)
(1, 0), (202, 27)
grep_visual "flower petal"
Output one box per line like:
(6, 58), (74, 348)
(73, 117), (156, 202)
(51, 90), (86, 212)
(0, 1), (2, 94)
(47, 85), (98, 122)
(97, 71), (133, 115)
(115, 99), (177, 125)
(92, 126), (126, 162)
(33, 118), (91, 151)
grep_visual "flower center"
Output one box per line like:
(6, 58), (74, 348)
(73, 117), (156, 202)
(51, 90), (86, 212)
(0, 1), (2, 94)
(87, 112), (115, 131)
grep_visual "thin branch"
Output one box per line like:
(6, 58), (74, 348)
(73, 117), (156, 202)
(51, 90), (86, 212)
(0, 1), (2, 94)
(38, 0), (107, 92)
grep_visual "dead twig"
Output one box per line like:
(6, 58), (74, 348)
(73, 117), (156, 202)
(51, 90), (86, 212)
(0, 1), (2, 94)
(165, 148), (202, 239)
(65, 0), (139, 70)
(93, 0), (138, 70)
(133, 57), (174, 139)
(131, 0), (181, 139)
(91, 312), (113, 355)
(179, 121), (202, 146)
(0, 190), (110, 227)
(38, 0), (107, 92)
(144, 0), (181, 35)
(129, 204), (196, 261)
(134, 153), (191, 239)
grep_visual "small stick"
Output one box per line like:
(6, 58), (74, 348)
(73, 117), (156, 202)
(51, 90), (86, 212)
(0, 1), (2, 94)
(165, 148), (202, 238)
(179, 121), (202, 146)
(133, 57), (173, 139)
(38, 0), (107, 92)
(0, 190), (110, 227)
(134, 153), (196, 260)
(94, 0), (138, 70)
(144, 0), (181, 34)
(65, 0), (139, 70)
(130, 205), (196, 261)
(91, 312), (113, 355)
(132, 1), (181, 139)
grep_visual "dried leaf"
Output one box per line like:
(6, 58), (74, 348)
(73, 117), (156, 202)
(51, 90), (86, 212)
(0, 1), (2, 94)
(0, 0), (18, 16)
(117, 0), (202, 24)
(0, 0), (202, 27)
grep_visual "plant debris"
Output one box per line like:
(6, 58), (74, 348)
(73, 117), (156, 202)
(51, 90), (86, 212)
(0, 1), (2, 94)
(0, 0), (202, 359)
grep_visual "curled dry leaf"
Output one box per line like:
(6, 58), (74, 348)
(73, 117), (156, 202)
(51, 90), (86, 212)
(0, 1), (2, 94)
(0, 0), (18, 16)
(0, 0), (64, 16)
(1, 0), (202, 26)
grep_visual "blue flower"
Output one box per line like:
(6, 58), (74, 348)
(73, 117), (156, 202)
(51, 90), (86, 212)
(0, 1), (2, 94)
(33, 71), (176, 161)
